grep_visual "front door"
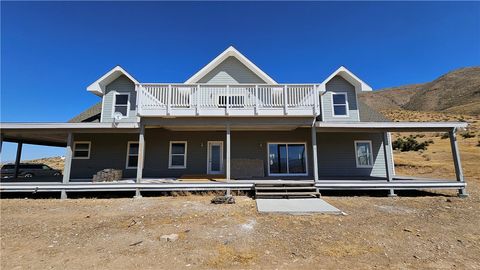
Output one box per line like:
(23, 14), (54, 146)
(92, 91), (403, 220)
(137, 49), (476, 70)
(207, 141), (224, 175)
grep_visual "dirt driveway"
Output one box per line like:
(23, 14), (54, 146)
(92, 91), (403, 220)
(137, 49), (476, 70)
(1, 185), (479, 269)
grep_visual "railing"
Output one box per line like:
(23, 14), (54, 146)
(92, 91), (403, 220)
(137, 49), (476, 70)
(137, 84), (320, 117)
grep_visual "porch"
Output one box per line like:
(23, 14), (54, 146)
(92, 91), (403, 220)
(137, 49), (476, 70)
(0, 120), (469, 198)
(0, 176), (467, 193)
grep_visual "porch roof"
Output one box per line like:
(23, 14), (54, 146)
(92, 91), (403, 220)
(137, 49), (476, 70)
(315, 121), (468, 132)
(0, 122), (139, 146)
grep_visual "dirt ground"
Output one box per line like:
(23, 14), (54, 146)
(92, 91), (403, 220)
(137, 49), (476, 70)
(1, 110), (480, 269)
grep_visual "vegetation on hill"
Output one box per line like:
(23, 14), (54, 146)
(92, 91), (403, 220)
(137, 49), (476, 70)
(359, 67), (480, 115)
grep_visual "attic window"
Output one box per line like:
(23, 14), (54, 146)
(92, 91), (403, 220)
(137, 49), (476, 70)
(332, 93), (348, 116)
(113, 93), (129, 117)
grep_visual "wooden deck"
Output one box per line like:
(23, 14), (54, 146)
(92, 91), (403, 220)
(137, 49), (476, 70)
(0, 176), (466, 194)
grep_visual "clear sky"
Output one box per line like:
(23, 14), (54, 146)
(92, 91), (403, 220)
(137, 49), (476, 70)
(1, 1), (479, 161)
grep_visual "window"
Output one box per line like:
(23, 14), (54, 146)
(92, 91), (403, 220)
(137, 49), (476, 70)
(355, 141), (373, 168)
(113, 93), (129, 117)
(73, 142), (91, 159)
(332, 93), (348, 116)
(169, 141), (187, 169)
(126, 142), (139, 169)
(268, 143), (307, 176)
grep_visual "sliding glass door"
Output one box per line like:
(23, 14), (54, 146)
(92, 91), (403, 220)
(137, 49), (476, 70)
(268, 143), (307, 176)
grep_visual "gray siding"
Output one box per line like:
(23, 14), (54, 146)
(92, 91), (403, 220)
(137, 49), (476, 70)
(70, 129), (389, 180)
(71, 133), (139, 179)
(322, 76), (360, 122)
(196, 56), (267, 84)
(317, 132), (387, 177)
(101, 75), (138, 123)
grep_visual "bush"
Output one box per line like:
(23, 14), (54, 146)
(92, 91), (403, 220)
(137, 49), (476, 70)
(460, 131), (475, 139)
(440, 133), (449, 139)
(392, 135), (433, 152)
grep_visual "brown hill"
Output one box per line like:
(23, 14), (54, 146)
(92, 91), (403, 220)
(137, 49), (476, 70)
(359, 67), (480, 115)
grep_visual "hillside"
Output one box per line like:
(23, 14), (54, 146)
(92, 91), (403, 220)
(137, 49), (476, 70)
(359, 67), (480, 115)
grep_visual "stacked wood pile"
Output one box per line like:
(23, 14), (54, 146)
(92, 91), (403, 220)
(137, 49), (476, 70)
(92, 169), (123, 182)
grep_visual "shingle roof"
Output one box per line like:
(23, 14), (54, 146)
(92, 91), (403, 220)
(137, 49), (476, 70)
(68, 102), (102, 123)
(68, 99), (390, 123)
(358, 100), (390, 122)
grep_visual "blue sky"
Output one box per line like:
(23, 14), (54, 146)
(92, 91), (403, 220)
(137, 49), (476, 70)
(1, 1), (479, 161)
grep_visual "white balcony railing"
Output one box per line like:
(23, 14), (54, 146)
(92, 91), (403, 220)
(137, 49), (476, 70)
(137, 84), (320, 117)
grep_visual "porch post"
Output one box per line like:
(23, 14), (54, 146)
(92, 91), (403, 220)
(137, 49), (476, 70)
(61, 132), (73, 199)
(383, 132), (396, 197)
(135, 124), (145, 198)
(226, 123), (231, 196)
(13, 142), (23, 179)
(311, 125), (319, 182)
(449, 128), (468, 197)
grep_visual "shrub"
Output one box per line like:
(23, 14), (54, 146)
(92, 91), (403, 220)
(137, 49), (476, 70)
(440, 133), (449, 139)
(392, 135), (433, 152)
(460, 131), (475, 139)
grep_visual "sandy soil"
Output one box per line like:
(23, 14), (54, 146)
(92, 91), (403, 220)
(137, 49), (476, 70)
(2, 110), (479, 269)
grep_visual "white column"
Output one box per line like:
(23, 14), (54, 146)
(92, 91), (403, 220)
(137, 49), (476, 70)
(311, 125), (319, 182)
(226, 124), (231, 196)
(449, 128), (468, 197)
(61, 132), (73, 199)
(383, 132), (396, 197)
(135, 124), (145, 198)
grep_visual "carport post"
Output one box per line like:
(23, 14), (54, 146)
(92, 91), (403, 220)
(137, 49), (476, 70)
(13, 142), (23, 179)
(311, 125), (319, 182)
(135, 124), (145, 198)
(61, 132), (73, 199)
(449, 128), (468, 197)
(226, 123), (231, 196)
(383, 132), (396, 197)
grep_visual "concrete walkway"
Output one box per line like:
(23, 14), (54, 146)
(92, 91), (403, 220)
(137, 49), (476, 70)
(256, 198), (342, 214)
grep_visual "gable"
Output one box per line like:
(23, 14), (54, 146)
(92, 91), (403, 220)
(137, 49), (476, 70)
(185, 46), (277, 84)
(196, 56), (268, 84)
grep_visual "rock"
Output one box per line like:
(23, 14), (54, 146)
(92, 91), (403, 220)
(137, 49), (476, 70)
(403, 228), (412, 232)
(160, 234), (178, 242)
(211, 195), (235, 204)
(92, 169), (123, 182)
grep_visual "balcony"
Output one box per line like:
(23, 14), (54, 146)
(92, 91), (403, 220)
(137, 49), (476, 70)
(137, 84), (320, 117)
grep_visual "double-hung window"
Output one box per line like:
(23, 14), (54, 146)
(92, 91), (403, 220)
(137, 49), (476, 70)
(126, 142), (139, 169)
(268, 143), (307, 176)
(73, 142), (91, 159)
(355, 140), (373, 168)
(113, 93), (129, 117)
(169, 141), (187, 169)
(332, 93), (348, 116)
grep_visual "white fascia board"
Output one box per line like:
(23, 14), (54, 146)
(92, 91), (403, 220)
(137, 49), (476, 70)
(185, 46), (277, 84)
(87, 66), (140, 96)
(320, 66), (372, 92)
(315, 122), (468, 129)
(0, 122), (139, 130)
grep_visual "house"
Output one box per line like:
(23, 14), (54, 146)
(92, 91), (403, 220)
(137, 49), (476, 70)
(0, 46), (468, 198)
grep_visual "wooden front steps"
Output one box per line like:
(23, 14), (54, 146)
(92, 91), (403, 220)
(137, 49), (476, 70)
(254, 182), (320, 199)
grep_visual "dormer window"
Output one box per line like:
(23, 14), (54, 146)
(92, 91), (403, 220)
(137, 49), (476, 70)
(332, 93), (348, 116)
(113, 93), (129, 117)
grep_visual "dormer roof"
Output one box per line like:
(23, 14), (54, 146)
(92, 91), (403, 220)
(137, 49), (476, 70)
(87, 66), (139, 96)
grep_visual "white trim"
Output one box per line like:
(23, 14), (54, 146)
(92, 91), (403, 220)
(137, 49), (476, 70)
(125, 141), (139, 169)
(320, 66), (372, 92)
(331, 92), (349, 117)
(354, 140), (374, 168)
(267, 142), (308, 176)
(87, 66), (139, 96)
(185, 46), (277, 84)
(168, 141), (187, 169)
(314, 122), (467, 129)
(111, 92), (131, 119)
(73, 141), (91, 159)
(207, 141), (224, 174)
